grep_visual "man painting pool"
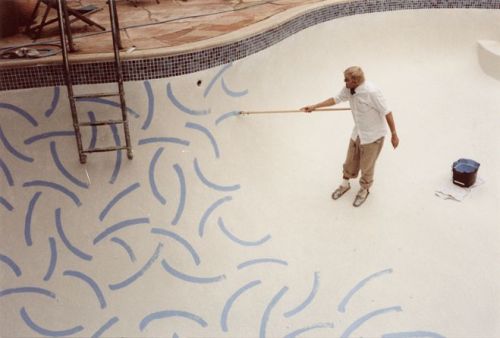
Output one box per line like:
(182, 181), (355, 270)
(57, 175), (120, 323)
(301, 66), (399, 207)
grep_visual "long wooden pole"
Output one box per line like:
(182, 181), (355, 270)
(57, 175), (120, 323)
(240, 108), (350, 115)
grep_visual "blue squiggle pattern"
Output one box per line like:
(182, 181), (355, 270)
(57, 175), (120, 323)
(109, 243), (163, 290)
(87, 111), (98, 150)
(24, 131), (74, 145)
(194, 158), (240, 191)
(50, 141), (89, 189)
(91, 317), (119, 338)
(221, 77), (249, 97)
(215, 110), (240, 126)
(99, 182), (140, 221)
(149, 147), (166, 205)
(185, 122), (220, 159)
(284, 271), (320, 318)
(151, 228), (200, 265)
(0, 287), (56, 298)
(204, 63), (232, 97)
(167, 82), (209, 116)
(0, 253), (22, 277)
(55, 208), (93, 261)
(199, 196), (232, 237)
(20, 307), (84, 337)
(24, 191), (42, 246)
(110, 237), (136, 262)
(75, 97), (140, 118)
(341, 306), (403, 338)
(0, 157), (14, 186)
(23, 180), (82, 207)
(0, 102), (38, 126)
(382, 331), (447, 338)
(43, 237), (57, 281)
(260, 286), (288, 338)
(44, 86), (60, 118)
(63, 270), (107, 308)
(172, 164), (186, 225)
(237, 258), (288, 270)
(0, 196), (13, 211)
(0, 125), (34, 162)
(138, 137), (190, 146)
(93, 217), (150, 245)
(109, 124), (122, 184)
(218, 217), (271, 247)
(161, 259), (226, 284)
(283, 322), (335, 338)
(142, 81), (154, 130)
(140, 310), (208, 332)
(221, 280), (261, 332)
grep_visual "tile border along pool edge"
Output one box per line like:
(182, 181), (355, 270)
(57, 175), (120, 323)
(1, 0), (500, 91)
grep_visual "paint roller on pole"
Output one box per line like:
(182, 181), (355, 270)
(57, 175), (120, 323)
(239, 107), (350, 115)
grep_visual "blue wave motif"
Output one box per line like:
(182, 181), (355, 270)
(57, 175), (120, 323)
(284, 323), (335, 338)
(161, 259), (226, 284)
(0, 196), (13, 211)
(194, 158), (240, 191)
(0, 125), (34, 162)
(217, 217), (271, 247)
(138, 137), (190, 146)
(55, 208), (93, 261)
(260, 286), (288, 338)
(0, 102), (38, 126)
(340, 306), (402, 338)
(50, 141), (89, 189)
(63, 270), (107, 309)
(215, 110), (240, 126)
(0, 157), (14, 186)
(284, 271), (320, 318)
(204, 63), (232, 98)
(75, 97), (140, 118)
(24, 191), (42, 246)
(199, 196), (232, 237)
(109, 243), (163, 290)
(93, 217), (150, 245)
(148, 147), (166, 205)
(110, 237), (136, 262)
(87, 111), (98, 150)
(91, 316), (119, 338)
(99, 182), (141, 221)
(167, 82), (209, 115)
(109, 124), (122, 184)
(142, 81), (154, 130)
(338, 268), (393, 313)
(185, 122), (220, 158)
(221, 280), (261, 332)
(221, 77), (249, 97)
(44, 86), (60, 118)
(0, 287), (56, 298)
(237, 258), (288, 270)
(172, 164), (186, 225)
(20, 307), (84, 337)
(0, 253), (22, 277)
(23, 180), (82, 206)
(151, 228), (200, 265)
(140, 310), (208, 332)
(24, 130), (74, 145)
(382, 331), (446, 338)
(43, 237), (57, 281)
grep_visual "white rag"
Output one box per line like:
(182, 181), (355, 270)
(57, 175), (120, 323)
(435, 177), (484, 202)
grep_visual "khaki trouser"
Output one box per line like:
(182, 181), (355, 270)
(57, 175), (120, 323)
(342, 136), (384, 190)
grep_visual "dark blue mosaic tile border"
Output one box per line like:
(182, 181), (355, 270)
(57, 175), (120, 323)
(1, 0), (499, 91)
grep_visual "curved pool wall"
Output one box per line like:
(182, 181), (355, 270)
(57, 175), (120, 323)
(1, 6), (500, 338)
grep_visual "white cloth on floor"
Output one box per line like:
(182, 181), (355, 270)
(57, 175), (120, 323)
(435, 177), (484, 202)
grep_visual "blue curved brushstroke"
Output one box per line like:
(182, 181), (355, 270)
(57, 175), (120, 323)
(185, 122), (220, 158)
(151, 228), (200, 265)
(0, 126), (34, 162)
(237, 258), (288, 270)
(0, 157), (14, 186)
(204, 63), (232, 97)
(23, 180), (81, 207)
(0, 196), (13, 211)
(50, 141), (89, 189)
(0, 253), (22, 277)
(167, 82), (209, 116)
(172, 164), (186, 225)
(93, 217), (150, 245)
(284, 323), (335, 338)
(24, 130), (74, 145)
(142, 81), (154, 130)
(338, 268), (393, 313)
(99, 182), (141, 221)
(215, 110), (240, 126)
(284, 271), (320, 318)
(0, 287), (56, 298)
(221, 77), (249, 97)
(55, 208), (92, 261)
(20, 307), (84, 337)
(138, 137), (190, 146)
(140, 310), (208, 332)
(110, 237), (136, 262)
(92, 317), (119, 338)
(24, 191), (42, 246)
(194, 158), (240, 191)
(382, 331), (446, 338)
(341, 306), (402, 338)
(260, 286), (288, 338)
(218, 217), (271, 247)
(44, 86), (60, 118)
(64, 270), (107, 309)
(161, 259), (226, 284)
(0, 102), (38, 126)
(87, 111), (98, 151)
(75, 97), (140, 118)
(149, 147), (166, 205)
(199, 196), (232, 237)
(43, 237), (57, 281)
(221, 280), (261, 332)
(109, 243), (163, 290)
(109, 124), (122, 184)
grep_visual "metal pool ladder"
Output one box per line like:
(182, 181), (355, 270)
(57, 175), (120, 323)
(56, 0), (133, 164)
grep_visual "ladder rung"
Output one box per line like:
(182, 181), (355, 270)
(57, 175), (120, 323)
(74, 92), (120, 99)
(79, 120), (124, 127)
(83, 146), (129, 154)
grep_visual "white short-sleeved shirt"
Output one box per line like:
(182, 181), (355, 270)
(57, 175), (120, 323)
(334, 81), (390, 145)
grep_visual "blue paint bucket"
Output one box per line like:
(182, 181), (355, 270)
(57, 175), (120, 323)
(452, 159), (480, 187)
